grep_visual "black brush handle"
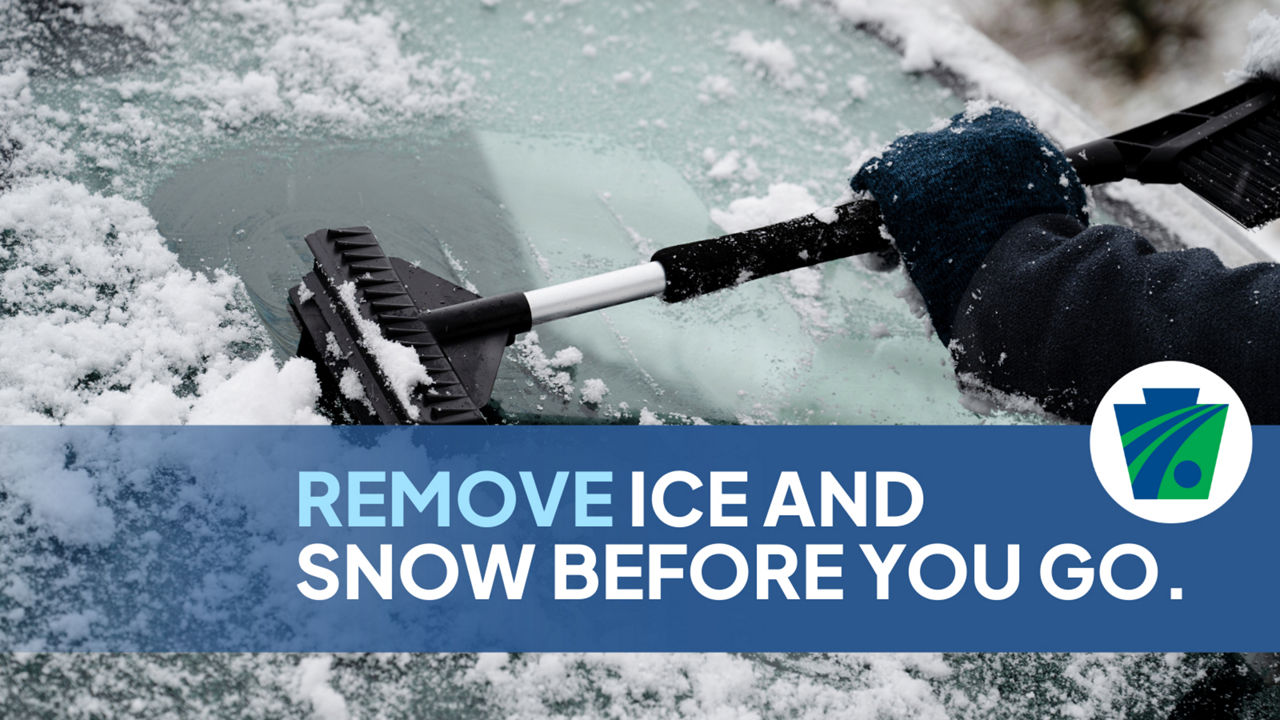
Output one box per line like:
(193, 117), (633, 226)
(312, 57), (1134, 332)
(1064, 139), (1129, 185)
(653, 130), (1115, 306)
(1064, 81), (1278, 187)
(651, 198), (887, 302)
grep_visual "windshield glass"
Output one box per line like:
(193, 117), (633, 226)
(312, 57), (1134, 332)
(0, 1), (1234, 718)
(145, 0), (994, 424)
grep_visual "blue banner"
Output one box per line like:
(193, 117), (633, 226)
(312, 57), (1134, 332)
(0, 425), (1270, 652)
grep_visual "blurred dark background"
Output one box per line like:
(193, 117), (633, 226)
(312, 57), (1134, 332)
(953, 0), (1277, 127)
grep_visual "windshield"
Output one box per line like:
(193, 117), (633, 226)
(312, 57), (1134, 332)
(0, 1), (1228, 718)
(146, 1), (990, 425)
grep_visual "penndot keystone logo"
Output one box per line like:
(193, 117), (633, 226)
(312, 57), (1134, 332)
(1089, 361), (1252, 523)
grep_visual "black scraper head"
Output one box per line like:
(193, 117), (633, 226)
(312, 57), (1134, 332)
(288, 227), (508, 425)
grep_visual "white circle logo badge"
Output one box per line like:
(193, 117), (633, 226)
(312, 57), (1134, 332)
(1089, 361), (1251, 523)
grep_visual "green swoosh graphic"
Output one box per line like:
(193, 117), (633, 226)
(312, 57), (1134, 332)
(1127, 404), (1226, 481)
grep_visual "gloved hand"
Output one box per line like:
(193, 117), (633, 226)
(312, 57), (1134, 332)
(850, 106), (1088, 344)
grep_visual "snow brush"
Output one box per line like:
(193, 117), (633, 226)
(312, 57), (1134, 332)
(1067, 79), (1280, 228)
(290, 80), (1280, 424)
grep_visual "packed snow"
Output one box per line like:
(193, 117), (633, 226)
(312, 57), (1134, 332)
(697, 74), (738, 102)
(704, 148), (762, 182)
(580, 377), (609, 404)
(0, 179), (324, 424)
(169, 3), (474, 131)
(709, 183), (822, 233)
(295, 657), (351, 720)
(1235, 11), (1280, 82)
(0, 0), (475, 425)
(727, 30), (804, 89)
(512, 331), (577, 398)
(848, 74), (871, 99)
(336, 281), (432, 418)
(547, 345), (584, 369)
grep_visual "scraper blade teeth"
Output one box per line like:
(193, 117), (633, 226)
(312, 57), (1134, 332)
(333, 239), (379, 252)
(370, 298), (417, 313)
(339, 244), (385, 254)
(375, 312), (420, 325)
(383, 322), (427, 337)
(329, 226), (374, 238)
(347, 258), (396, 271)
(295, 226), (492, 425)
(429, 403), (490, 423)
(331, 229), (376, 242)
(394, 335), (440, 348)
(354, 271), (398, 285)
(361, 283), (410, 299)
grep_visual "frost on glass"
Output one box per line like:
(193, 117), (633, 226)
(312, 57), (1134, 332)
(146, 0), (1007, 425)
(0, 0), (1247, 717)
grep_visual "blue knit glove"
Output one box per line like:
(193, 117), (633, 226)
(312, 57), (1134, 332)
(850, 107), (1088, 343)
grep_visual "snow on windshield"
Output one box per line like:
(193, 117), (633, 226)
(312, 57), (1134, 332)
(0, 0), (1234, 717)
(1, 0), (1256, 427)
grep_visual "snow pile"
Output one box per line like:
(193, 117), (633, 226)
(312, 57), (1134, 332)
(0, 68), (75, 182)
(727, 30), (803, 89)
(469, 653), (955, 719)
(1233, 11), (1280, 82)
(548, 346), (584, 369)
(336, 282), (432, 419)
(338, 367), (372, 411)
(787, 266), (823, 297)
(2, 433), (118, 546)
(697, 74), (738, 103)
(168, 0), (475, 131)
(187, 355), (326, 425)
(704, 149), (761, 182)
(74, 0), (184, 43)
(294, 657), (350, 720)
(512, 331), (577, 398)
(3, 0), (475, 191)
(0, 0), (483, 425)
(168, 71), (285, 130)
(510, 336), (614, 411)
(709, 182), (820, 233)
(0, 179), (325, 424)
(706, 149), (743, 179)
(848, 74), (871, 99)
(5, 650), (1204, 718)
(962, 97), (1002, 121)
(814, 204), (840, 223)
(580, 377), (608, 404)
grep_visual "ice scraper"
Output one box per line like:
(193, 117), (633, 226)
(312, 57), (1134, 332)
(290, 80), (1280, 424)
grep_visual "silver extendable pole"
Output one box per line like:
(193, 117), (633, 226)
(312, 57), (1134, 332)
(524, 261), (667, 325)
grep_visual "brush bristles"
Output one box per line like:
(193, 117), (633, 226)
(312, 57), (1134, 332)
(1180, 106), (1280, 228)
